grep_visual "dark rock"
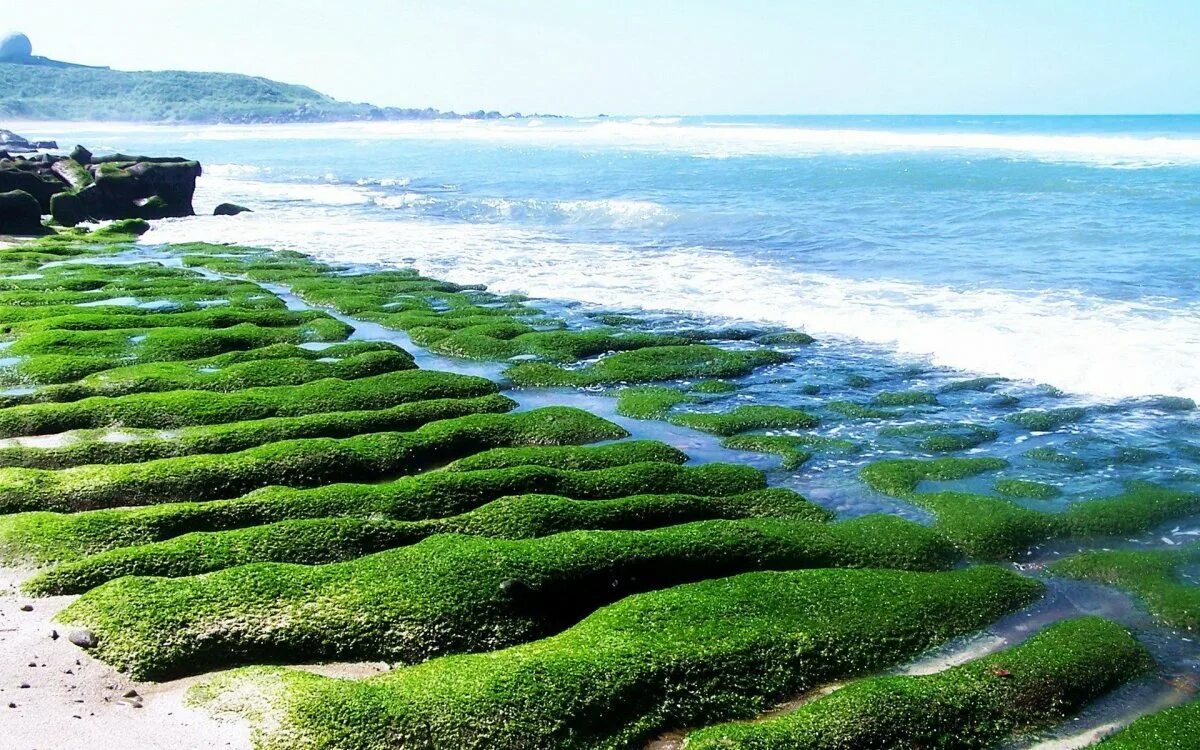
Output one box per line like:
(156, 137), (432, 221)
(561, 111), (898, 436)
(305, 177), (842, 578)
(69, 145), (93, 165)
(18, 603), (33, 611)
(0, 129), (35, 153)
(50, 159), (92, 191)
(499, 578), (534, 599)
(122, 689), (139, 699)
(67, 629), (98, 649)
(0, 190), (50, 235)
(50, 191), (85, 227)
(49, 630), (59, 640)
(0, 168), (65, 212)
(213, 202), (251, 216)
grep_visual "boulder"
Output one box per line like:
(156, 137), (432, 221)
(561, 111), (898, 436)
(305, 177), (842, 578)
(50, 191), (85, 227)
(125, 160), (201, 216)
(0, 190), (50, 234)
(213, 202), (251, 216)
(69, 144), (92, 165)
(0, 165), (63, 211)
(50, 158), (93, 191)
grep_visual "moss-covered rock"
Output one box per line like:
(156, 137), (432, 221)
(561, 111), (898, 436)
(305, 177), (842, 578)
(506, 345), (789, 387)
(0, 406), (626, 513)
(187, 566), (1041, 750)
(668, 405), (820, 436)
(1095, 700), (1200, 748)
(1050, 545), (1199, 631)
(686, 617), (1149, 749)
(26, 488), (832, 595)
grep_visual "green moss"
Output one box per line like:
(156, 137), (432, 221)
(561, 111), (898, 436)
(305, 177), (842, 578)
(0, 407), (626, 513)
(585, 313), (642, 327)
(1051, 546), (1200, 631)
(686, 617), (1149, 750)
(825, 400), (899, 420)
(614, 386), (696, 419)
(1149, 396), (1196, 412)
(1005, 407), (1087, 431)
(864, 456), (1200, 558)
(26, 489), (835, 595)
(1023, 446), (1088, 472)
(668, 405), (820, 436)
(9, 341), (413, 405)
(0, 460), (764, 564)
(444, 440), (686, 471)
(0, 370), (495, 438)
(995, 478), (1062, 500)
(690, 379), (739, 394)
(61, 515), (963, 679)
(505, 345), (789, 386)
(0, 394), (516, 469)
(755, 331), (815, 346)
(872, 390), (939, 407)
(878, 422), (999, 453)
(859, 457), (1009, 497)
(188, 566), (1040, 750)
(719, 434), (858, 470)
(939, 376), (1008, 393)
(1095, 700), (1200, 749)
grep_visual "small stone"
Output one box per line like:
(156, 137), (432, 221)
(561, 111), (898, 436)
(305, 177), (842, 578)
(27, 662), (35, 668)
(18, 683), (29, 689)
(19, 604), (32, 612)
(7, 702), (14, 709)
(122, 689), (139, 699)
(62, 669), (74, 675)
(68, 629), (98, 649)
(50, 630), (59, 640)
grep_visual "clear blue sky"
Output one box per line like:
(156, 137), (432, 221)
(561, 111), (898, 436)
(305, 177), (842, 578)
(21, 0), (1200, 115)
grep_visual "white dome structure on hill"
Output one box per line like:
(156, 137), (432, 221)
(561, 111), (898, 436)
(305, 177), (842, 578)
(0, 32), (33, 61)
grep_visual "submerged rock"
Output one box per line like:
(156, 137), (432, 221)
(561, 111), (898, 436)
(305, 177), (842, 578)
(213, 202), (251, 216)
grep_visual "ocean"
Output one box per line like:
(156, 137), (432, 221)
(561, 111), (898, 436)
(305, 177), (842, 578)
(19, 114), (1200, 402)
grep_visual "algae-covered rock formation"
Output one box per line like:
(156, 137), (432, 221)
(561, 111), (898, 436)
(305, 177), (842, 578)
(0, 229), (1192, 749)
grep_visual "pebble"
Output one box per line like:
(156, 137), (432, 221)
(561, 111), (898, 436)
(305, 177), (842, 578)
(18, 604), (32, 612)
(68, 629), (98, 649)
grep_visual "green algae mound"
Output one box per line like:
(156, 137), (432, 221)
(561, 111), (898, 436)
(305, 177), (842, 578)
(686, 617), (1150, 749)
(187, 565), (1041, 750)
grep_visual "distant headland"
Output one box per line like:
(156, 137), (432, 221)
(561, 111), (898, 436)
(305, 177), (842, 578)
(0, 31), (553, 124)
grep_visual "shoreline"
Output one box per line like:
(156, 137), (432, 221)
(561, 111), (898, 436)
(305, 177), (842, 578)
(0, 229), (1194, 748)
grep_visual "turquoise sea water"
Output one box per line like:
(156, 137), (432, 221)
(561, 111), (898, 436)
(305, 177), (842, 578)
(23, 114), (1200, 401)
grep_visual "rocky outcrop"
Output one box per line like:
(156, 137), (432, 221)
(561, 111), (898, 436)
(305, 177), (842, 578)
(0, 190), (51, 235)
(0, 129), (57, 153)
(0, 134), (205, 228)
(213, 202), (251, 216)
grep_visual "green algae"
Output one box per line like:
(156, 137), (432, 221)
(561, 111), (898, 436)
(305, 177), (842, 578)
(1023, 446), (1088, 472)
(5, 341), (413, 405)
(614, 386), (696, 419)
(1005, 407), (1087, 431)
(685, 617), (1150, 750)
(60, 516), (964, 679)
(825, 400), (899, 420)
(878, 422), (999, 452)
(1051, 545), (1200, 631)
(26, 489), (831, 595)
(872, 390), (939, 407)
(0, 394), (516, 469)
(0, 407), (626, 513)
(720, 434), (860, 470)
(995, 478), (1062, 500)
(755, 331), (815, 346)
(1095, 700), (1200, 749)
(0, 460), (764, 564)
(862, 457), (1200, 558)
(0, 370), (497, 438)
(668, 405), (820, 436)
(187, 566), (1041, 750)
(691, 379), (739, 394)
(939, 376), (1009, 393)
(443, 440), (686, 471)
(505, 345), (789, 387)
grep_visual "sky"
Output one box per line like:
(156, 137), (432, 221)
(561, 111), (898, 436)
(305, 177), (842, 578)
(16, 0), (1200, 116)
